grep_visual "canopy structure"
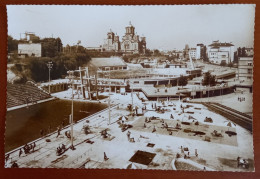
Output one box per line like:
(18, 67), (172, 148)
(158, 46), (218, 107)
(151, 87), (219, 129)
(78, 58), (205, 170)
(119, 115), (128, 121)
(224, 121), (236, 131)
(224, 121), (236, 128)
(125, 163), (138, 169)
(176, 93), (186, 96)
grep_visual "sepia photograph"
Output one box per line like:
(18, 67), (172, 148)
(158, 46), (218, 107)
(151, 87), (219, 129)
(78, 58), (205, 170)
(5, 5), (255, 171)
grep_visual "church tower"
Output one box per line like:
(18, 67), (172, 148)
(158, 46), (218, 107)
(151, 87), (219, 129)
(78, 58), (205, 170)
(125, 21), (135, 35)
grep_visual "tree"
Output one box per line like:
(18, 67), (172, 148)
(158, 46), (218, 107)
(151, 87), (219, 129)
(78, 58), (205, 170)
(233, 51), (238, 63)
(202, 46), (208, 62)
(153, 49), (161, 56)
(237, 47), (242, 57)
(220, 60), (227, 66)
(209, 75), (216, 86)
(144, 48), (152, 56)
(41, 38), (63, 57)
(178, 75), (188, 88)
(228, 62), (233, 68)
(202, 72), (216, 86)
(8, 35), (18, 53)
(28, 57), (49, 82)
(241, 47), (246, 57)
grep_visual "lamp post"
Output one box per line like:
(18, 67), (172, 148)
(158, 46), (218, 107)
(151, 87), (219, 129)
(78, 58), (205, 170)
(102, 68), (111, 125)
(108, 68), (111, 125)
(97, 69), (111, 125)
(67, 70), (75, 150)
(47, 61), (53, 93)
(130, 72), (134, 116)
(208, 86), (210, 103)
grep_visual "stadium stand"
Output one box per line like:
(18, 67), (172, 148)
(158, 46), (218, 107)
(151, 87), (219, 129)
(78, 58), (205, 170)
(7, 82), (51, 108)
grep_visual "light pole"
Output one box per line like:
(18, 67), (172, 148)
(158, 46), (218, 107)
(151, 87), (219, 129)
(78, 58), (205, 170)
(108, 68), (111, 125)
(208, 86), (210, 103)
(102, 68), (111, 125)
(130, 72), (134, 115)
(67, 71), (75, 150)
(47, 61), (53, 93)
(221, 86), (223, 104)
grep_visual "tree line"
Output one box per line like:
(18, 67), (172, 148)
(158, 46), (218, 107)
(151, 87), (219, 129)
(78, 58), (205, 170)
(8, 35), (62, 58)
(233, 47), (253, 63)
(11, 53), (91, 83)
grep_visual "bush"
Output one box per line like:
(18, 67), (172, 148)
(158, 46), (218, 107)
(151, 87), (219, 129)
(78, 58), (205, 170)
(202, 72), (216, 86)
(220, 60), (227, 66)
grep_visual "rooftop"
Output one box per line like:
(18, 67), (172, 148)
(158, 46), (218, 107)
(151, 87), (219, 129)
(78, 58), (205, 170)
(209, 42), (234, 47)
(90, 57), (127, 67)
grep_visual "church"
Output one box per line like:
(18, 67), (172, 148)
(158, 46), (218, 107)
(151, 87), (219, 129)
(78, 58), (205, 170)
(102, 22), (146, 54)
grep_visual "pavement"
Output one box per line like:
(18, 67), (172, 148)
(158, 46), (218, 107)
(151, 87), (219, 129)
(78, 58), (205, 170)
(5, 90), (254, 171)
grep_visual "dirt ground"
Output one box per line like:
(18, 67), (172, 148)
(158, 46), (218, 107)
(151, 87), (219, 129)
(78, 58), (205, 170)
(131, 116), (238, 146)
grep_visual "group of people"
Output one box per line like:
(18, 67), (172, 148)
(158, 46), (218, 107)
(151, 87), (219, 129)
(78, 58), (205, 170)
(237, 156), (249, 168)
(180, 146), (198, 159)
(56, 144), (66, 156)
(144, 116), (183, 134)
(21, 142), (36, 156)
(238, 96), (246, 102)
(145, 117), (152, 123)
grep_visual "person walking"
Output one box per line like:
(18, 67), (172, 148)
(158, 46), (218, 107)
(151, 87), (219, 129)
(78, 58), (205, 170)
(19, 148), (23, 157)
(56, 126), (61, 138)
(195, 149), (198, 157)
(32, 142), (36, 152)
(104, 152), (109, 161)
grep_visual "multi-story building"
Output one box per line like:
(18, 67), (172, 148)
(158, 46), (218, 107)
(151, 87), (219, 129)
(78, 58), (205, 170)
(189, 48), (196, 59)
(196, 43), (207, 60)
(102, 23), (146, 54)
(18, 42), (42, 58)
(207, 40), (234, 64)
(237, 57), (253, 82)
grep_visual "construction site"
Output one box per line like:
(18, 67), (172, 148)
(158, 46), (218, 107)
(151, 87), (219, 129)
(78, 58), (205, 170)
(5, 55), (254, 171)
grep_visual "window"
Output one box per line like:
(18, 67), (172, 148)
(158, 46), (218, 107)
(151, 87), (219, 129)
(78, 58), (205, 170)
(248, 69), (252, 74)
(248, 62), (252, 66)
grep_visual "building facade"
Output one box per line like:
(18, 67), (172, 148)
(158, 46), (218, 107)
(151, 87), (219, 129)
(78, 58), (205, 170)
(90, 57), (128, 72)
(196, 43), (207, 60)
(102, 23), (146, 54)
(18, 43), (42, 58)
(189, 48), (196, 59)
(237, 57), (253, 82)
(245, 48), (254, 57)
(207, 41), (234, 64)
(121, 23), (146, 54)
(102, 31), (120, 52)
(208, 40), (234, 64)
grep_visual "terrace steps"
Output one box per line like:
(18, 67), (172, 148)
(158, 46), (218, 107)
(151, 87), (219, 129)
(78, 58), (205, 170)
(7, 82), (51, 108)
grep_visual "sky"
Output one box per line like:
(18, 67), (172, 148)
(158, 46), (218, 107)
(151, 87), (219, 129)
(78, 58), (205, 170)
(7, 5), (256, 51)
